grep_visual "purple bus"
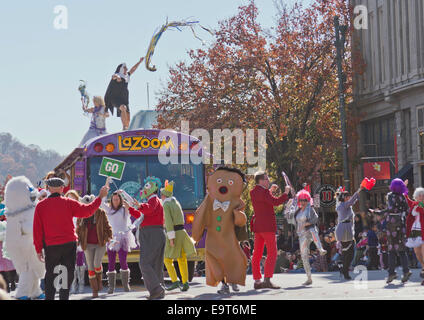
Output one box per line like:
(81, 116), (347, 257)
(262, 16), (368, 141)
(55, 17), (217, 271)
(55, 129), (206, 281)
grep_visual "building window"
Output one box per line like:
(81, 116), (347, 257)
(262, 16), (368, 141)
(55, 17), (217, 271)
(362, 116), (395, 157)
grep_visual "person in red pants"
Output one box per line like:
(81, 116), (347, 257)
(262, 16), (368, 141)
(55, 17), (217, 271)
(250, 171), (290, 289)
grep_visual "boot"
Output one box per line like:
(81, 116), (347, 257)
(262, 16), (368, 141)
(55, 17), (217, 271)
(401, 271), (412, 283)
(95, 272), (103, 292)
(180, 282), (189, 292)
(89, 277), (98, 298)
(254, 280), (264, 290)
(262, 277), (280, 289)
(106, 271), (116, 294)
(386, 273), (397, 284)
(77, 266), (85, 294)
(70, 268), (78, 294)
(303, 277), (313, 286)
(120, 269), (131, 292)
(166, 281), (181, 291)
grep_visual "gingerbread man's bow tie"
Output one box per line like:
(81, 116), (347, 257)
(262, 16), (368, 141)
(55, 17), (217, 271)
(213, 199), (230, 212)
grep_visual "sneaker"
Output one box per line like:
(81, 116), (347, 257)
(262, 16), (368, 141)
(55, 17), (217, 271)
(401, 271), (412, 283)
(231, 284), (240, 292)
(302, 278), (312, 286)
(386, 273), (397, 284)
(217, 283), (230, 295)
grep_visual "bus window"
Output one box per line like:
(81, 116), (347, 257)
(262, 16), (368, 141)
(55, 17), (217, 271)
(88, 156), (147, 202)
(146, 157), (204, 209)
(88, 156), (204, 210)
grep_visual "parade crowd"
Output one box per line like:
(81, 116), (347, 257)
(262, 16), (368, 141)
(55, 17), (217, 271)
(1, 167), (424, 300)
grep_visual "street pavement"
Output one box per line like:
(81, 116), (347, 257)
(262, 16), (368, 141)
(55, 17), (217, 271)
(60, 268), (424, 300)
(8, 268), (424, 300)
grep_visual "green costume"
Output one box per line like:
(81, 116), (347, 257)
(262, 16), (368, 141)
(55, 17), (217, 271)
(163, 197), (196, 259)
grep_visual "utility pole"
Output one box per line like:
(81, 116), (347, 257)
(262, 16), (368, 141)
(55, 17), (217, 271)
(334, 16), (350, 192)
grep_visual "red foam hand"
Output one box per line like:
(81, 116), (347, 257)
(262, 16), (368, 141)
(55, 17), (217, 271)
(361, 178), (376, 191)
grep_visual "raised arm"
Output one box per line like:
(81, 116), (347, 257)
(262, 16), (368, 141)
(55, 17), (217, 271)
(404, 194), (417, 209)
(264, 189), (289, 207)
(129, 57), (144, 75)
(344, 187), (362, 207)
(69, 197), (102, 218)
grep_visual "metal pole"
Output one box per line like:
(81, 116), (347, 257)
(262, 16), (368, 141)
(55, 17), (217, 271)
(334, 16), (351, 192)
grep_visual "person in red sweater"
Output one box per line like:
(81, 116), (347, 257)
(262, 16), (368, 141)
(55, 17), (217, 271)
(33, 177), (109, 300)
(122, 176), (166, 300)
(250, 171), (290, 290)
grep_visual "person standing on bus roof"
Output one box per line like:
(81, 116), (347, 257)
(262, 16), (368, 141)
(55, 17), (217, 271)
(33, 178), (109, 300)
(79, 96), (109, 148)
(250, 171), (291, 290)
(123, 176), (166, 300)
(104, 58), (144, 131)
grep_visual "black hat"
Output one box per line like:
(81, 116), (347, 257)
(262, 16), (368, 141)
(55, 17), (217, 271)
(46, 177), (65, 187)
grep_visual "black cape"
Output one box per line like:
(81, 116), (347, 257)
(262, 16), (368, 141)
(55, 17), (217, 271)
(104, 73), (130, 115)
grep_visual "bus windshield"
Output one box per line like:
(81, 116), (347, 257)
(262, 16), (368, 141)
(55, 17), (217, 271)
(88, 156), (205, 209)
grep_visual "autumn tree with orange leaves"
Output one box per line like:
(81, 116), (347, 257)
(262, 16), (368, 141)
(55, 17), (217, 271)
(156, 0), (363, 188)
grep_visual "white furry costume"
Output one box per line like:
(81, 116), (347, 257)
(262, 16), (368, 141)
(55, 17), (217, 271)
(4, 176), (45, 299)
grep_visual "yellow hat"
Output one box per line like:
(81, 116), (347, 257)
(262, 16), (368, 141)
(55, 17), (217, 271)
(160, 180), (174, 197)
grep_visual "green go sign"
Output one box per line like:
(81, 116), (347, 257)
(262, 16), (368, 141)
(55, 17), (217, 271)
(99, 157), (126, 180)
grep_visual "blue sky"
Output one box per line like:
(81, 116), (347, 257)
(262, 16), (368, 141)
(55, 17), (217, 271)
(0, 0), (311, 155)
